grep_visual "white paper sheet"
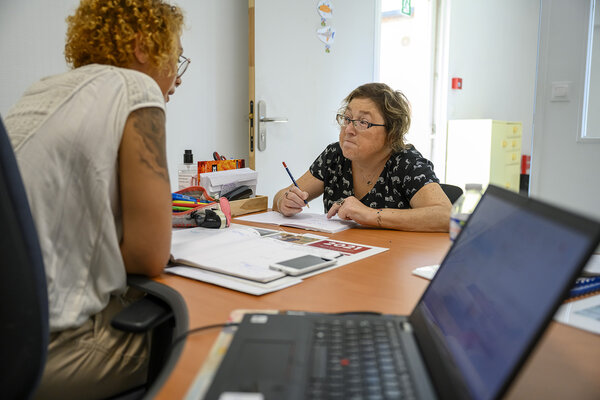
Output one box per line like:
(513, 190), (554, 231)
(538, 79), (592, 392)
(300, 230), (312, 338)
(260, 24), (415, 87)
(170, 225), (341, 283)
(236, 211), (357, 233)
(166, 266), (302, 295)
(554, 295), (600, 335)
(583, 254), (600, 275)
(167, 224), (388, 295)
(411, 264), (440, 280)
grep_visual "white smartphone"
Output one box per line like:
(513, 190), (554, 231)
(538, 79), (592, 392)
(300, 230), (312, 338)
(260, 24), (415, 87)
(269, 254), (337, 276)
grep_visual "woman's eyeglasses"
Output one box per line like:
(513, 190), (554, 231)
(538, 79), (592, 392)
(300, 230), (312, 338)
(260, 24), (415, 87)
(177, 55), (191, 79)
(336, 114), (385, 131)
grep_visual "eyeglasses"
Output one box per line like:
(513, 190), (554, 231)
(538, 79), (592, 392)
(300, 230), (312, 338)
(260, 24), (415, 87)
(336, 114), (385, 131)
(177, 55), (190, 78)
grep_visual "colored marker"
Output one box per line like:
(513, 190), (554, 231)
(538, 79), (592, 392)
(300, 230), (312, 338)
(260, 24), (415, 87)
(282, 161), (309, 207)
(173, 206), (195, 212)
(172, 192), (199, 202)
(172, 201), (200, 208)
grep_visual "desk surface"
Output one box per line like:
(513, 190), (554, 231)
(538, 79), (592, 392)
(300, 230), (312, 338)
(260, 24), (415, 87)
(155, 223), (600, 399)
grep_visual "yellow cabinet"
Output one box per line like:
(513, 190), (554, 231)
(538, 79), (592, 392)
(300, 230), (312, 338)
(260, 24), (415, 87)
(445, 119), (522, 192)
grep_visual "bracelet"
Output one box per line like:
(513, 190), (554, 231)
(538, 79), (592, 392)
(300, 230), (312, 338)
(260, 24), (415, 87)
(376, 209), (383, 227)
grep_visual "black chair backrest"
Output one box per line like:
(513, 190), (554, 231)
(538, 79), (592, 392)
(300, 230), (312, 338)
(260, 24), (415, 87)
(0, 115), (49, 399)
(440, 183), (464, 204)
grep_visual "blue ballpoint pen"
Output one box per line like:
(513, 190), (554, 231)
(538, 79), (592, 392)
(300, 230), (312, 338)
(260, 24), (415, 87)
(282, 161), (309, 207)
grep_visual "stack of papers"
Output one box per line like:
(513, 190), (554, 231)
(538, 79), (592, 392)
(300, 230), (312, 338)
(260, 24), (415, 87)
(236, 211), (357, 233)
(166, 224), (387, 295)
(170, 226), (339, 283)
(199, 168), (258, 198)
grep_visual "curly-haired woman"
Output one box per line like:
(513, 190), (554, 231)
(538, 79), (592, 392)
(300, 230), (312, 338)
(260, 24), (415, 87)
(273, 82), (451, 232)
(4, 0), (187, 398)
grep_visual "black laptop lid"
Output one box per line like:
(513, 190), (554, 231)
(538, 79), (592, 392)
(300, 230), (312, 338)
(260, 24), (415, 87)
(411, 185), (600, 400)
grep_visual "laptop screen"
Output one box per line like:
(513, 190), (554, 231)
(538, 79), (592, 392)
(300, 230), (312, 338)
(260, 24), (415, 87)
(417, 187), (597, 400)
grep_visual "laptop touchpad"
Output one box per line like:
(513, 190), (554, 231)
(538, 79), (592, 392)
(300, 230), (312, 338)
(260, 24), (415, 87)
(206, 315), (310, 399)
(227, 339), (295, 395)
(234, 339), (294, 381)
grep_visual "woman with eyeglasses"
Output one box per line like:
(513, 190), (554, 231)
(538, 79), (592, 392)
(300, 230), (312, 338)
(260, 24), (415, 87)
(4, 0), (188, 398)
(273, 82), (451, 232)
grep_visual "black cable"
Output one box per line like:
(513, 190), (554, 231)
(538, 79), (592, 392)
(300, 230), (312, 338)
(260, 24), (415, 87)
(333, 311), (382, 316)
(169, 322), (240, 354)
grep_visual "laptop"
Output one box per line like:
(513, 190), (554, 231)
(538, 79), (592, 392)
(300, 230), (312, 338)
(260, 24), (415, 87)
(205, 185), (600, 400)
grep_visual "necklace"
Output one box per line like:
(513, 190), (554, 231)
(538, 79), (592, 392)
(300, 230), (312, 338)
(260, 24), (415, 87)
(358, 164), (383, 185)
(353, 157), (388, 187)
(364, 172), (378, 185)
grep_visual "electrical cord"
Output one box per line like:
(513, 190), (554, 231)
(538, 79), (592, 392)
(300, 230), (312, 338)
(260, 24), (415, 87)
(168, 322), (240, 355)
(333, 311), (382, 316)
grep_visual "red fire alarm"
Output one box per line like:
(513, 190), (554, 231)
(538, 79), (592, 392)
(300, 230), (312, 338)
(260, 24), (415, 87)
(521, 155), (531, 175)
(451, 77), (463, 90)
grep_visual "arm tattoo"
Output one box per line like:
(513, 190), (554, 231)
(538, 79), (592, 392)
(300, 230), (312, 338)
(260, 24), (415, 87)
(131, 108), (169, 182)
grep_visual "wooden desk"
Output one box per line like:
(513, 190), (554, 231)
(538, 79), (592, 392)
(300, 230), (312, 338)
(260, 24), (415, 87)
(155, 224), (600, 399)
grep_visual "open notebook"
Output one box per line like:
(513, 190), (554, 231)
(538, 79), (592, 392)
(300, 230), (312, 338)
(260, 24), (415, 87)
(169, 226), (341, 283)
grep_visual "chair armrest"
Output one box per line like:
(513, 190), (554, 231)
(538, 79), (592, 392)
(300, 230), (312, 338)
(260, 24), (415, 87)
(111, 274), (189, 399)
(111, 296), (173, 333)
(120, 274), (189, 337)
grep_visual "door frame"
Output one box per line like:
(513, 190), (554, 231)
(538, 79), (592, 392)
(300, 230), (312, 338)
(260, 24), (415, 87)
(248, 0), (256, 169)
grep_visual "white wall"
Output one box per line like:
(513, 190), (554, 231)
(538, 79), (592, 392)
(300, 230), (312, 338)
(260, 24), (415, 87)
(167, 0), (248, 188)
(445, 0), (540, 157)
(0, 0), (80, 114)
(0, 0), (248, 191)
(531, 0), (600, 220)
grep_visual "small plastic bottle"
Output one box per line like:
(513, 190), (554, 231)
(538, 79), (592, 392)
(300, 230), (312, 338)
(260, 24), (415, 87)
(177, 149), (196, 190)
(449, 183), (483, 241)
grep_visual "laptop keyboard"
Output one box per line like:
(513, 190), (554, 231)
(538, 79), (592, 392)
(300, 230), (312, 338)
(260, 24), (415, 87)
(307, 318), (417, 400)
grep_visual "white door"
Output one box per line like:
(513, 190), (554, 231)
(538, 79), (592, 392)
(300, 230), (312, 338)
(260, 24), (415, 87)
(250, 0), (378, 213)
(380, 1), (437, 161)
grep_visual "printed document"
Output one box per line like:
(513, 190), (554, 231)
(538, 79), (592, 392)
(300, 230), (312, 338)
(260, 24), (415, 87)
(170, 225), (340, 283)
(167, 224), (388, 295)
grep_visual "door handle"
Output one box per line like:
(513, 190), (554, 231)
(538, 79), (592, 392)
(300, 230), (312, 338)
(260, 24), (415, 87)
(260, 117), (288, 123)
(257, 100), (288, 151)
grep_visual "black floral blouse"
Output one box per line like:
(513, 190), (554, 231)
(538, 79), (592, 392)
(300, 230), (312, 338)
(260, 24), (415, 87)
(309, 142), (439, 212)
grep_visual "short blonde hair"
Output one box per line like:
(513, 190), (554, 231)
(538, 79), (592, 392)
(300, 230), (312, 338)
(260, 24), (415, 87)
(341, 82), (411, 152)
(65, 0), (184, 73)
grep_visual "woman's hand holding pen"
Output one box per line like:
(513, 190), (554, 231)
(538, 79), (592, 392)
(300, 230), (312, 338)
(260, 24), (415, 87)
(278, 185), (309, 216)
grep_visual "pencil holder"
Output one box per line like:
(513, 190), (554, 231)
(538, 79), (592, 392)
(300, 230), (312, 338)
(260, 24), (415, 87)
(172, 186), (231, 228)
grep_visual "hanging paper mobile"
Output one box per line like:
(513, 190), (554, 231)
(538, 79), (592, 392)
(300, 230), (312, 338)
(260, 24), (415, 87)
(317, 0), (333, 25)
(317, 26), (336, 53)
(317, 1), (334, 53)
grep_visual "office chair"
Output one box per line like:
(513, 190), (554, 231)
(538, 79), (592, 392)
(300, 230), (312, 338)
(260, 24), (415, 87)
(440, 183), (464, 204)
(0, 117), (49, 399)
(0, 115), (189, 400)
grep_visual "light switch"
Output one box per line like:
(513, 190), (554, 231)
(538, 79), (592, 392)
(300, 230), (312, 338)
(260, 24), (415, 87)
(551, 81), (571, 102)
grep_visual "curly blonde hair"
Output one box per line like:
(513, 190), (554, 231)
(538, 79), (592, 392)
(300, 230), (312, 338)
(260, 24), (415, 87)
(65, 0), (184, 73)
(341, 82), (411, 152)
